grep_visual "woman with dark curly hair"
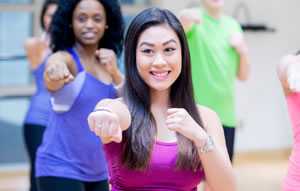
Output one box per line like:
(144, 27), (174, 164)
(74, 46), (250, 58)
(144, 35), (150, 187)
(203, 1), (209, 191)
(23, 1), (58, 191)
(35, 0), (124, 190)
(88, 7), (235, 191)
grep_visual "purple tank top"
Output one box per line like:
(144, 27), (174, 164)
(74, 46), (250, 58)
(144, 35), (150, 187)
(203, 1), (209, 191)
(24, 60), (51, 126)
(104, 141), (205, 191)
(24, 48), (83, 126)
(36, 72), (117, 181)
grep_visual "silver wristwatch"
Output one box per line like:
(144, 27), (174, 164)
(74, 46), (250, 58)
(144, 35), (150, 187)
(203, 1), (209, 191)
(198, 136), (215, 154)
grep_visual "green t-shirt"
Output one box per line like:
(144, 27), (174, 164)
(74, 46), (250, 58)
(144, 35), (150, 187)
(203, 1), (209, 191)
(186, 9), (242, 127)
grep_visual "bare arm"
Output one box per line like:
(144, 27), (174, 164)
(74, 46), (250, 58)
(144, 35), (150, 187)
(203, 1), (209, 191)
(95, 48), (124, 86)
(24, 38), (48, 70)
(197, 106), (236, 191)
(178, 8), (201, 32)
(230, 33), (250, 81)
(165, 106), (236, 191)
(277, 54), (300, 96)
(44, 51), (76, 92)
(237, 51), (250, 81)
(88, 98), (131, 144)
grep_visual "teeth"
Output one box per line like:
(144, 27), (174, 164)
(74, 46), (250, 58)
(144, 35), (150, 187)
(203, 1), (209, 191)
(152, 71), (168, 77)
(84, 32), (95, 38)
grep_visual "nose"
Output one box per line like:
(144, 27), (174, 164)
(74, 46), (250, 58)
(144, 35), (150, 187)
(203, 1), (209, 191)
(152, 53), (167, 67)
(85, 19), (94, 28)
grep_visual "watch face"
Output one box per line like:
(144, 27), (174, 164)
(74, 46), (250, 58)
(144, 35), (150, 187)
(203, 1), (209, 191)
(199, 136), (215, 153)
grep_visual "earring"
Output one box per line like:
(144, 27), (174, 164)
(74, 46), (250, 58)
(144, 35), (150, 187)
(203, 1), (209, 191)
(105, 25), (108, 29)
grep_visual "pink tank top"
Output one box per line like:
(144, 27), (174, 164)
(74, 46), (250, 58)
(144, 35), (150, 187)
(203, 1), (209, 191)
(283, 93), (300, 191)
(104, 141), (204, 191)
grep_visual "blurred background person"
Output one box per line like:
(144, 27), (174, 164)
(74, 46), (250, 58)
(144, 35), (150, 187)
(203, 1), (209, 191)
(23, 1), (58, 191)
(179, 0), (250, 163)
(35, 0), (124, 190)
(278, 52), (300, 191)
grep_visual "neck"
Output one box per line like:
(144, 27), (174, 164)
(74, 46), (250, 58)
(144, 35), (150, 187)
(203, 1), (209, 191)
(74, 43), (98, 60)
(150, 89), (170, 112)
(205, 6), (222, 19)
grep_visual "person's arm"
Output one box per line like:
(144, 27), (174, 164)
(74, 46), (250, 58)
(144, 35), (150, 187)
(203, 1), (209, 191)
(178, 8), (201, 33)
(44, 51), (77, 92)
(88, 98), (131, 144)
(24, 38), (48, 70)
(229, 32), (250, 81)
(197, 106), (236, 191)
(165, 106), (236, 191)
(95, 48), (124, 86)
(277, 54), (300, 96)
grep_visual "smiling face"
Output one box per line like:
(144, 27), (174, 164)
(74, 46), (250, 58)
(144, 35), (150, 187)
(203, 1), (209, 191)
(72, 0), (107, 46)
(136, 24), (182, 93)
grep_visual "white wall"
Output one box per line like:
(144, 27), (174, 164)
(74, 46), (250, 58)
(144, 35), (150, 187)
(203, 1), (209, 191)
(155, 0), (300, 152)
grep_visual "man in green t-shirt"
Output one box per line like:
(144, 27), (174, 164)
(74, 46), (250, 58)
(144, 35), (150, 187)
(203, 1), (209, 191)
(179, 0), (250, 162)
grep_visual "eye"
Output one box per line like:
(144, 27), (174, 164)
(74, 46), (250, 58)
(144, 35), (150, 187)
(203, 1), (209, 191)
(165, 47), (176, 52)
(164, 47), (176, 55)
(77, 15), (87, 23)
(141, 48), (154, 55)
(94, 15), (103, 23)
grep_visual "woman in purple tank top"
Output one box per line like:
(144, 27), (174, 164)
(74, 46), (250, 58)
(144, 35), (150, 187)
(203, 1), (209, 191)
(88, 8), (236, 191)
(278, 52), (300, 191)
(35, 0), (124, 190)
(23, 1), (58, 191)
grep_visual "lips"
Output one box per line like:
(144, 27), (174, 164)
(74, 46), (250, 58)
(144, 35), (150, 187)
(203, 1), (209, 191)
(82, 32), (96, 39)
(150, 71), (171, 80)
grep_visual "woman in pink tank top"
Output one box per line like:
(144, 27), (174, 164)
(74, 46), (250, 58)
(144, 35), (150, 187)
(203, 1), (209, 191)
(278, 52), (300, 191)
(88, 8), (236, 191)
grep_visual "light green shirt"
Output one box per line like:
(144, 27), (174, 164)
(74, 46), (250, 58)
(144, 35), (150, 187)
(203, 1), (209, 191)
(186, 9), (242, 127)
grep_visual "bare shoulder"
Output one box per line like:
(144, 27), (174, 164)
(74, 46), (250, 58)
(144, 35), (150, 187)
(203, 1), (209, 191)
(196, 105), (222, 133)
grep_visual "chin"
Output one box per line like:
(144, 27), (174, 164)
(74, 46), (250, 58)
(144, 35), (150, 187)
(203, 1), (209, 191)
(149, 84), (172, 92)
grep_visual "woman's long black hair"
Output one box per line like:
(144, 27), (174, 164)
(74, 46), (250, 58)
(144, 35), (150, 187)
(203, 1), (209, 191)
(40, 0), (59, 31)
(122, 7), (204, 171)
(49, 0), (124, 56)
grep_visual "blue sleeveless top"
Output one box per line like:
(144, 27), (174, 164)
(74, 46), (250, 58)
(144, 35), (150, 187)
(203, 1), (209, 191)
(24, 48), (83, 126)
(24, 60), (50, 126)
(36, 51), (117, 181)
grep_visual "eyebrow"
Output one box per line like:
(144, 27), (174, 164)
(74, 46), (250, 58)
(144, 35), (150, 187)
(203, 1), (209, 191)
(139, 39), (177, 47)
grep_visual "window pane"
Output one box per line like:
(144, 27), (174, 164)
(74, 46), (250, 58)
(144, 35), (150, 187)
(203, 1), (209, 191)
(0, 11), (32, 164)
(0, 98), (29, 163)
(120, 0), (149, 5)
(0, 11), (31, 85)
(0, 0), (32, 4)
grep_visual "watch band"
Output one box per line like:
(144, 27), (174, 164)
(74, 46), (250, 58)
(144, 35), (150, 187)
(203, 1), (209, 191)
(198, 135), (215, 154)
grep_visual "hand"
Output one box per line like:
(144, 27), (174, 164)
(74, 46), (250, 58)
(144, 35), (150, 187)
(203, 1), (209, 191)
(229, 32), (248, 55)
(166, 108), (207, 146)
(87, 109), (122, 143)
(45, 54), (74, 83)
(179, 9), (201, 31)
(285, 55), (300, 92)
(95, 48), (119, 76)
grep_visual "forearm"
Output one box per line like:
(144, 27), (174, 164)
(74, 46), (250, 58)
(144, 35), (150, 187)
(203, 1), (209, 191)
(237, 52), (250, 81)
(199, 145), (236, 191)
(111, 70), (124, 86)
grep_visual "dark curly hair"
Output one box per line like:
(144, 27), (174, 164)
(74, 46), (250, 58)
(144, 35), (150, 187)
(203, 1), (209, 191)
(40, 0), (59, 30)
(50, 0), (124, 56)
